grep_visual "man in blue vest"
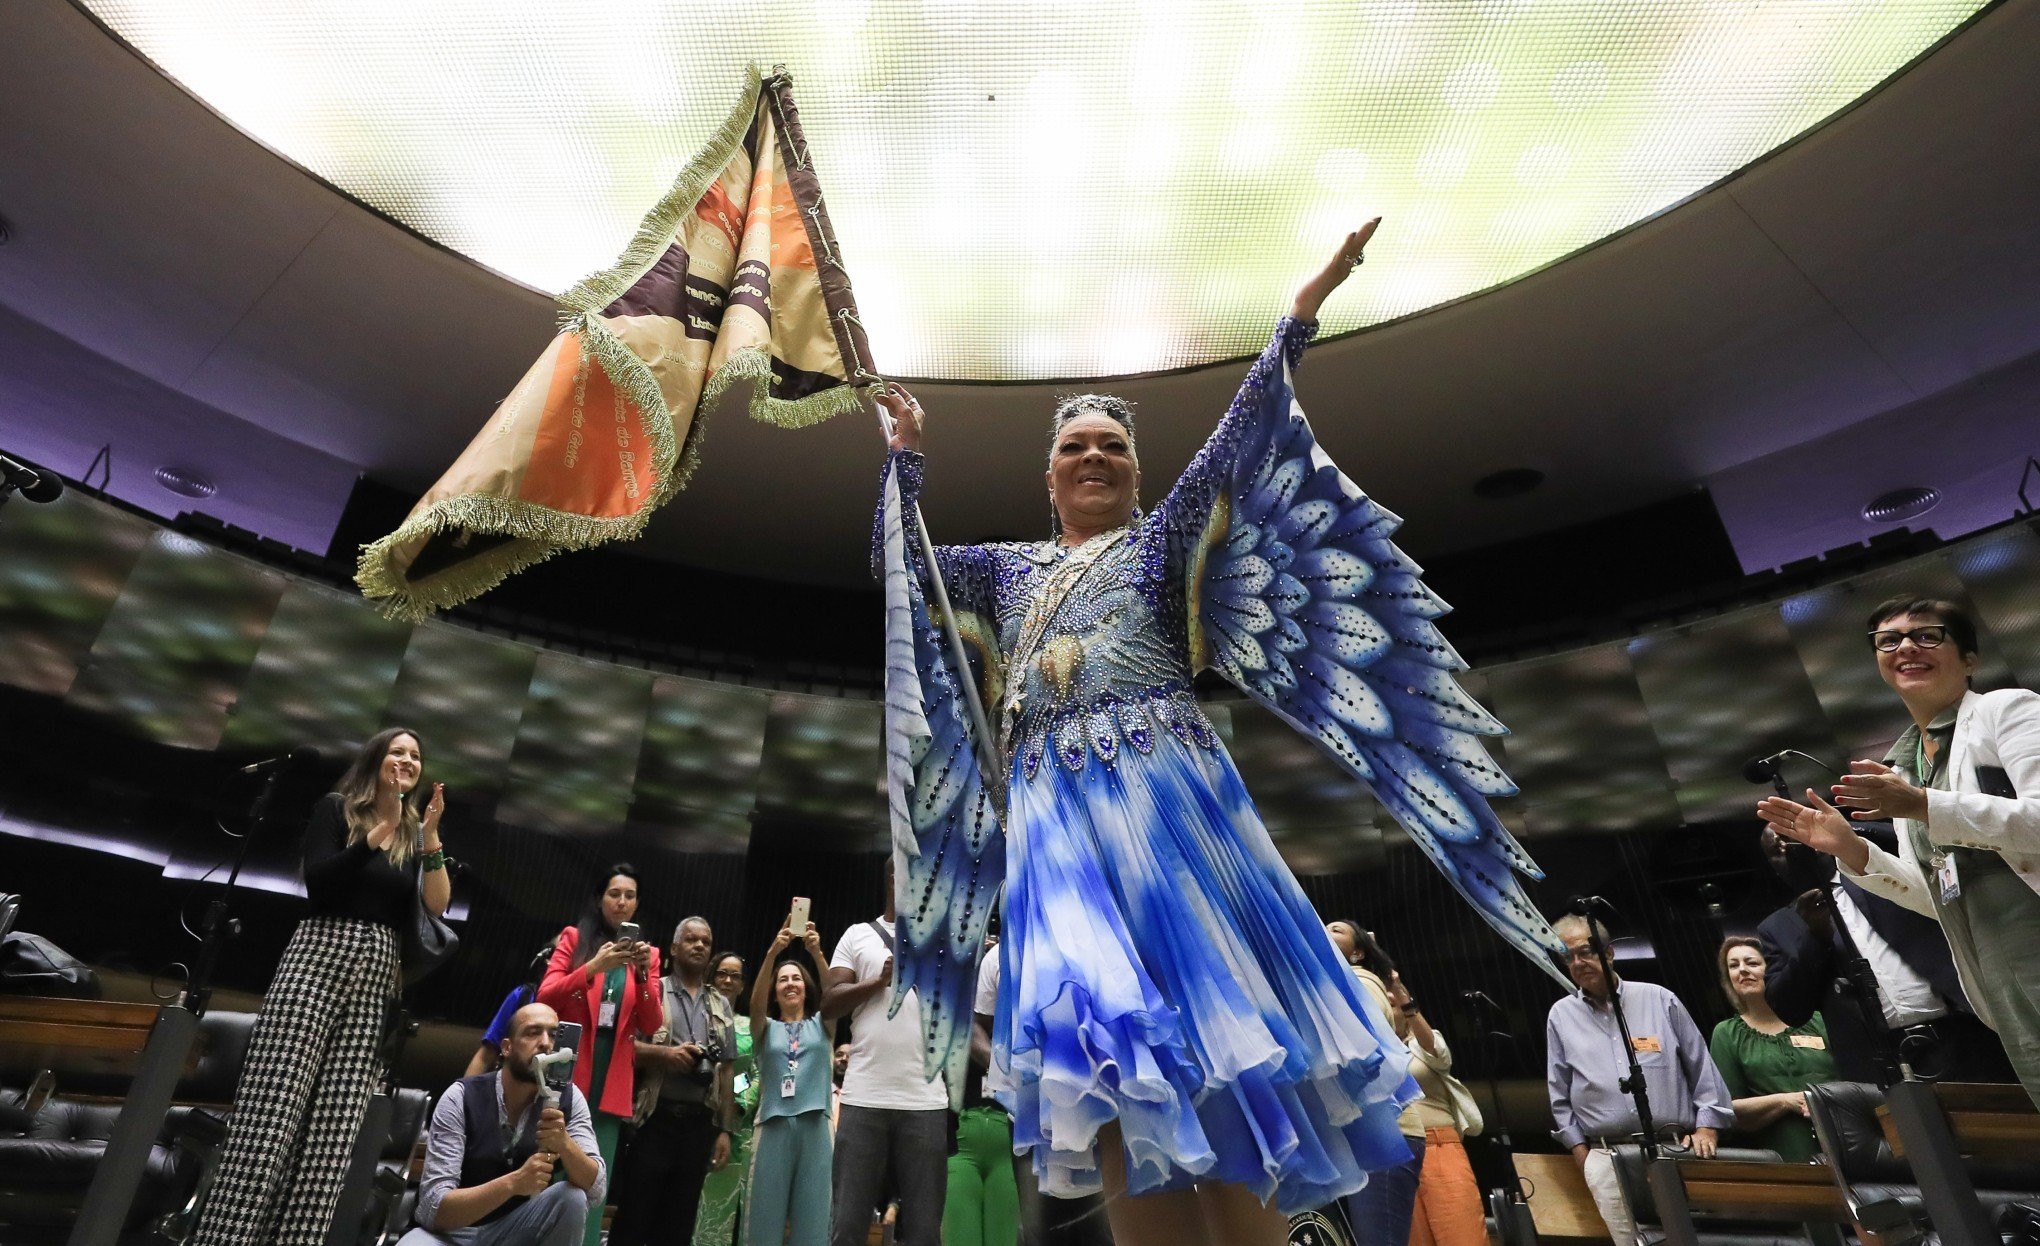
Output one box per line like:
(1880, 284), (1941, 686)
(401, 1002), (607, 1246)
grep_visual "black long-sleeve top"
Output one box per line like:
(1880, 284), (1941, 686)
(300, 792), (416, 930)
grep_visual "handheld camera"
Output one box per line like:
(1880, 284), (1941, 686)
(534, 1020), (581, 1109)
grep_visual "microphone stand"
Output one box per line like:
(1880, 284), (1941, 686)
(1463, 993), (1536, 1246)
(1573, 903), (1702, 1246)
(1581, 919), (1659, 1160)
(70, 766), (285, 1246)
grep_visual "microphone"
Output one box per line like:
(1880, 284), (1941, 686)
(238, 748), (316, 776)
(1568, 895), (1620, 923)
(1461, 989), (1501, 1013)
(0, 454), (63, 504)
(1743, 749), (1839, 783)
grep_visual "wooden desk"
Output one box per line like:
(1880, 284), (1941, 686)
(1515, 1152), (1613, 1241)
(1675, 1159), (1850, 1222)
(0, 995), (200, 1082)
(1876, 1081), (2040, 1161)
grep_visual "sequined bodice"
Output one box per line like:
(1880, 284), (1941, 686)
(978, 527), (1216, 780)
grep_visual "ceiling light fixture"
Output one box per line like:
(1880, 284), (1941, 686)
(77, 0), (1990, 380)
(1862, 486), (1938, 524)
(154, 465), (218, 499)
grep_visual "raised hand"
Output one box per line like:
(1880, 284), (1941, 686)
(422, 783), (446, 844)
(1832, 759), (1929, 823)
(1757, 788), (1862, 859)
(801, 922), (823, 956)
(770, 925), (795, 954)
(875, 385), (924, 453)
(1291, 217), (1382, 322)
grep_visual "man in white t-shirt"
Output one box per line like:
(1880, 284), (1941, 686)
(822, 861), (948, 1246)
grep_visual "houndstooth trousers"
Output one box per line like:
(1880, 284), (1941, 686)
(193, 915), (400, 1246)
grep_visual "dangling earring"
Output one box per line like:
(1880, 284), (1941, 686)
(1049, 497), (1062, 540)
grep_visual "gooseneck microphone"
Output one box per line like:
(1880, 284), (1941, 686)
(1460, 989), (1502, 1013)
(0, 454), (63, 504)
(238, 748), (318, 776)
(1742, 749), (1838, 784)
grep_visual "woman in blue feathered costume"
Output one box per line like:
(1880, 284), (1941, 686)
(872, 222), (1558, 1246)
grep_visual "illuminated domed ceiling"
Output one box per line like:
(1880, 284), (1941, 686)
(79, 0), (1987, 380)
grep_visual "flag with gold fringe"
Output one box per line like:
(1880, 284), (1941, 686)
(357, 65), (875, 619)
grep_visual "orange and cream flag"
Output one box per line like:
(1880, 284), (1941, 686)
(357, 66), (875, 619)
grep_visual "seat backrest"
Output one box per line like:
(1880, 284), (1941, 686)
(1806, 1081), (1909, 1183)
(181, 1008), (260, 1103)
(384, 1087), (433, 1162)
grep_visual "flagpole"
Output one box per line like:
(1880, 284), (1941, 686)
(871, 393), (1006, 790)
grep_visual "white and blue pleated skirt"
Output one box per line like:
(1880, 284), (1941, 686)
(990, 727), (1417, 1214)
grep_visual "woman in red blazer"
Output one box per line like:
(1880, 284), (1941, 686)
(539, 862), (663, 1246)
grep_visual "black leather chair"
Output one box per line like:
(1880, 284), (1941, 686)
(0, 1007), (259, 1243)
(324, 1086), (434, 1246)
(1609, 1142), (1841, 1246)
(1804, 1079), (2040, 1243)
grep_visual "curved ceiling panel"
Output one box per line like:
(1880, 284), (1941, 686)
(79, 0), (1985, 381)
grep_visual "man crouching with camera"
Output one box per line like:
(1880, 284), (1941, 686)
(401, 1003), (605, 1246)
(610, 917), (737, 1246)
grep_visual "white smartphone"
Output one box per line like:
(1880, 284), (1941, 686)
(787, 896), (811, 935)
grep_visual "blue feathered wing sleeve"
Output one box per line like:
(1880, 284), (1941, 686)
(1175, 319), (1569, 986)
(877, 450), (1007, 1099)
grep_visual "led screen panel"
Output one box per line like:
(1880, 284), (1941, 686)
(1946, 523), (2040, 687)
(1481, 644), (1681, 838)
(0, 490), (155, 696)
(755, 691), (884, 844)
(218, 580), (413, 756)
(499, 650), (655, 834)
(629, 675), (770, 852)
(80, 0), (1987, 379)
(381, 621), (538, 798)
(1628, 606), (1842, 825)
(65, 532), (286, 749)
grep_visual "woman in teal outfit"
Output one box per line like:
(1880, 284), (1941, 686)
(538, 864), (664, 1246)
(693, 951), (758, 1246)
(746, 922), (832, 1246)
(1707, 937), (1838, 1161)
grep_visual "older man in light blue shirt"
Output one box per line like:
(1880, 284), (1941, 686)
(1545, 915), (1734, 1246)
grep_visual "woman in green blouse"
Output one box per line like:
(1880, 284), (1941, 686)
(694, 951), (759, 1246)
(1707, 936), (1839, 1161)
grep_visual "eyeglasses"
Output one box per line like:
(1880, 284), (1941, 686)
(1561, 945), (1602, 964)
(1868, 625), (1948, 652)
(712, 968), (742, 979)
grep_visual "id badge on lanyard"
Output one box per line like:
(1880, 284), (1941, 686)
(1910, 744), (1960, 906)
(781, 1022), (801, 1099)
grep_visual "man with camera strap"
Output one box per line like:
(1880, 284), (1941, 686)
(611, 917), (738, 1246)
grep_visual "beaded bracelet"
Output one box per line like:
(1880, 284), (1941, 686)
(421, 848), (448, 872)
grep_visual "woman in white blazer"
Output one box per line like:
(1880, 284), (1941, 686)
(1759, 595), (2040, 1107)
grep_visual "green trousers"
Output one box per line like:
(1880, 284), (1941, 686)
(584, 1113), (622, 1246)
(746, 1110), (832, 1246)
(943, 1107), (1019, 1246)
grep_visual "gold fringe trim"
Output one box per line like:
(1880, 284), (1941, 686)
(559, 65), (764, 317)
(354, 493), (644, 622)
(355, 63), (872, 619)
